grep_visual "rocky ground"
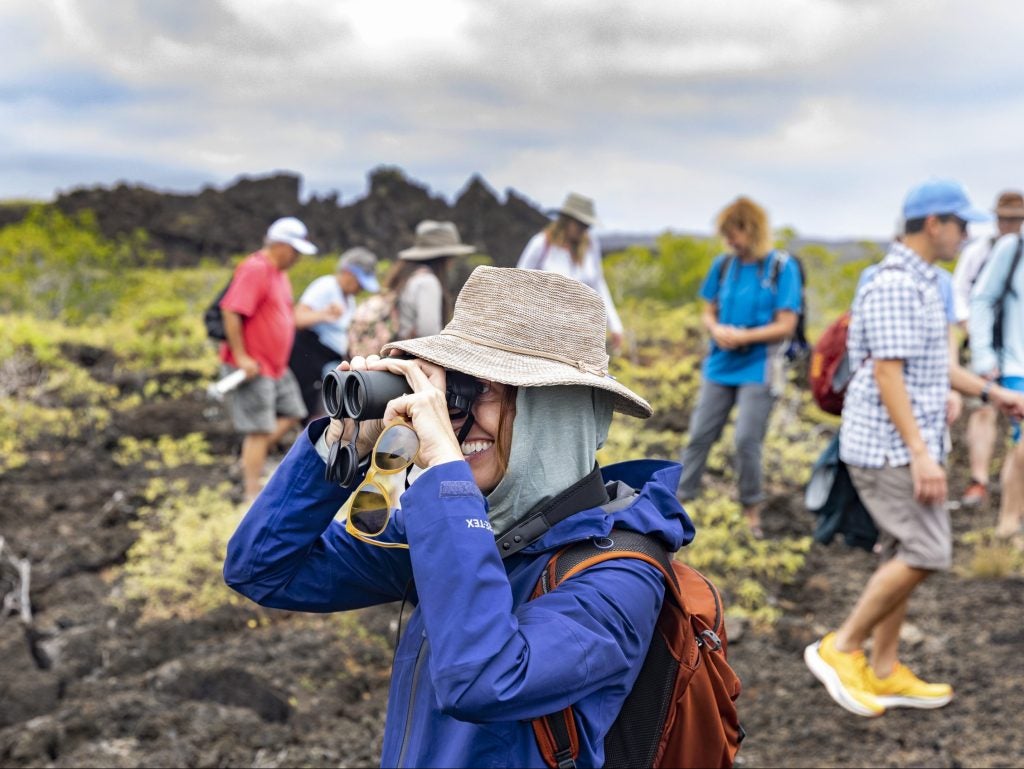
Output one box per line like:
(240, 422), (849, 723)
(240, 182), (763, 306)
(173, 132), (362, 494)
(0, 366), (1022, 768)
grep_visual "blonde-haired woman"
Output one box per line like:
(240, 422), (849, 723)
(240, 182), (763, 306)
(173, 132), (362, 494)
(517, 192), (624, 351)
(676, 196), (803, 537)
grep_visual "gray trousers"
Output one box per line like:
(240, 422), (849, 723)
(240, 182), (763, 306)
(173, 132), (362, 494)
(677, 380), (776, 506)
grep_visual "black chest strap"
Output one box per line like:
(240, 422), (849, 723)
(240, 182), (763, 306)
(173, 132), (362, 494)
(495, 464), (610, 560)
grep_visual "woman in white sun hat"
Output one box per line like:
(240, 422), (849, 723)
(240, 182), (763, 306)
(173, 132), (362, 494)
(225, 266), (695, 768)
(517, 192), (625, 352)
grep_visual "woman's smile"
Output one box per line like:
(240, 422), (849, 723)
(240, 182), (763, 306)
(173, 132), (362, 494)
(461, 439), (494, 458)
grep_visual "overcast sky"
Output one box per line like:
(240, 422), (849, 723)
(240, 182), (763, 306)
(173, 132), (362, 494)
(4, 0), (1024, 240)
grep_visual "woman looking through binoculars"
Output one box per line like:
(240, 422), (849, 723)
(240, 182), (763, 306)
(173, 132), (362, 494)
(224, 266), (695, 768)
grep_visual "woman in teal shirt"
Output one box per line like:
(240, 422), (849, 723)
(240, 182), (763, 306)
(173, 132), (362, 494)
(677, 197), (803, 537)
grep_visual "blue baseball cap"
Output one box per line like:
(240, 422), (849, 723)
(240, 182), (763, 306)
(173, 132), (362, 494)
(337, 247), (380, 293)
(902, 179), (991, 222)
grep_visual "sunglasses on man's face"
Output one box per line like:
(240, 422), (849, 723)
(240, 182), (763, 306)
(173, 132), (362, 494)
(340, 421), (420, 549)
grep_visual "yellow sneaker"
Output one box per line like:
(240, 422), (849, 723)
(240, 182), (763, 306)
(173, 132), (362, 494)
(866, 662), (953, 709)
(804, 633), (886, 717)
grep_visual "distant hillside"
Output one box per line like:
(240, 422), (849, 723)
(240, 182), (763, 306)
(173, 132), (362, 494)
(600, 231), (888, 263)
(0, 167), (889, 269)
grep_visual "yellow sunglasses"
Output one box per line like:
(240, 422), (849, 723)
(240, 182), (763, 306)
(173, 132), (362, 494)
(340, 421), (420, 548)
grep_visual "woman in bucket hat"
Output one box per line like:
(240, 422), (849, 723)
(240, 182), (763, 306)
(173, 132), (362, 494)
(225, 266), (694, 768)
(517, 192), (625, 352)
(388, 219), (476, 339)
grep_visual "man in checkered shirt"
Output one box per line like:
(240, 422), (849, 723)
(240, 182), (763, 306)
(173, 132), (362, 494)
(804, 179), (1024, 718)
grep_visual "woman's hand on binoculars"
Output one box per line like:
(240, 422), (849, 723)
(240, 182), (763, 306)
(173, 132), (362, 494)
(324, 414), (382, 458)
(365, 355), (464, 469)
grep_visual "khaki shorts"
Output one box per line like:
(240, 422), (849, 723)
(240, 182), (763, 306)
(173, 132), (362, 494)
(225, 366), (308, 433)
(847, 464), (952, 571)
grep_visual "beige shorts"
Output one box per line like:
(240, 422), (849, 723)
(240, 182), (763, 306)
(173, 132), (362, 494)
(847, 464), (952, 571)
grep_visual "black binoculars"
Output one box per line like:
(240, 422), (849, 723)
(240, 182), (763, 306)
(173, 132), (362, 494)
(321, 368), (482, 422)
(321, 368), (484, 488)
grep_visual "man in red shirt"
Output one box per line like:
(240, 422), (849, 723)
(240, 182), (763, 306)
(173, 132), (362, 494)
(220, 217), (316, 501)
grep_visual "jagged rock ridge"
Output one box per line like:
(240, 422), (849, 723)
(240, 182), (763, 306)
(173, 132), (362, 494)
(9, 167), (551, 268)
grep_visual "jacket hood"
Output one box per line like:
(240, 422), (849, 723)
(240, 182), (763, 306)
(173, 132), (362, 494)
(518, 459), (694, 556)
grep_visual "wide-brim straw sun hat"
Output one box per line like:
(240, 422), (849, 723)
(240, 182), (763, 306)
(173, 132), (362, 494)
(551, 192), (599, 227)
(383, 266), (651, 418)
(399, 220), (477, 261)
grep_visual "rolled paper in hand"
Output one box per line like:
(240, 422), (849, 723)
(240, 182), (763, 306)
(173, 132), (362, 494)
(207, 368), (247, 400)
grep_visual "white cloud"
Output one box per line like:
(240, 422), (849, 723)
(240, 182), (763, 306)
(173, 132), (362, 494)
(2, 0), (1024, 239)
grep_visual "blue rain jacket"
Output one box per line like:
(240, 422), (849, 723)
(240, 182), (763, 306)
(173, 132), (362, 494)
(224, 419), (695, 768)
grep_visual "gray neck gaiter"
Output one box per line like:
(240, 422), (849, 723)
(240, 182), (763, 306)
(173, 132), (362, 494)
(485, 385), (614, 539)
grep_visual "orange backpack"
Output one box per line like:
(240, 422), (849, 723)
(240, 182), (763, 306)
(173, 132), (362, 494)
(531, 530), (744, 769)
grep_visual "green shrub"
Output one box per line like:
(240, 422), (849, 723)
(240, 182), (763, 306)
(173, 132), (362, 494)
(288, 253), (345, 300)
(114, 433), (216, 470)
(0, 206), (156, 323)
(121, 480), (245, 621)
(0, 220), (887, 630)
(604, 233), (720, 306)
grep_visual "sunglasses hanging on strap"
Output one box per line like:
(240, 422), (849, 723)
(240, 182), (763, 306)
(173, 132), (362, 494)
(338, 420), (420, 549)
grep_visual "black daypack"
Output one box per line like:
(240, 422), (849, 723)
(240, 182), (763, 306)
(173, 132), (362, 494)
(203, 279), (232, 341)
(717, 251), (808, 359)
(805, 434), (878, 552)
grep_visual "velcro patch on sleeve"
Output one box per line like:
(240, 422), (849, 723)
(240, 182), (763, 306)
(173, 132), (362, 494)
(439, 481), (484, 500)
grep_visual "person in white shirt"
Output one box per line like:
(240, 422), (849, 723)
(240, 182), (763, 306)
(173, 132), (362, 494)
(517, 192), (624, 352)
(950, 190), (1024, 506)
(291, 247), (380, 418)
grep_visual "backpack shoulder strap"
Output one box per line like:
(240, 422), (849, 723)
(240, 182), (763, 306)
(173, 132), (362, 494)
(716, 254), (736, 294)
(993, 235), (1024, 362)
(496, 464), (609, 559)
(769, 250), (792, 287)
(531, 530), (683, 769)
(1000, 234), (1024, 299)
(718, 251), (790, 294)
(535, 529), (680, 600)
(968, 236), (1001, 289)
(871, 260), (929, 303)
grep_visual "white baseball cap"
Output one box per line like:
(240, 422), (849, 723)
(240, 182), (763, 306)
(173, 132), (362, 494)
(266, 217), (318, 255)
